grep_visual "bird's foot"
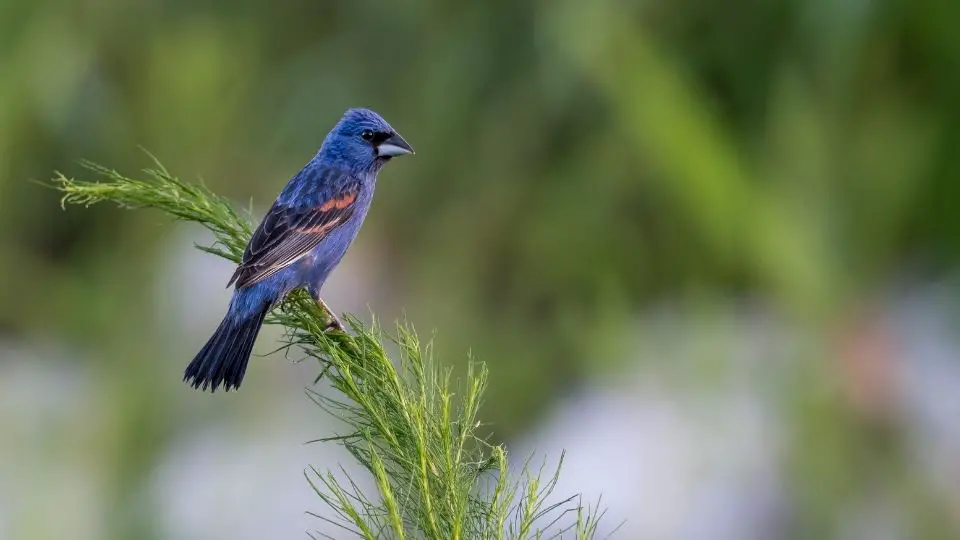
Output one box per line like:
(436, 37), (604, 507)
(324, 316), (345, 333)
(315, 296), (345, 333)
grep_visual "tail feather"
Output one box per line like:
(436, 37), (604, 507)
(185, 307), (269, 392)
(220, 311), (263, 388)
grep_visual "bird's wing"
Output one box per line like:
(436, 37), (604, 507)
(228, 180), (360, 289)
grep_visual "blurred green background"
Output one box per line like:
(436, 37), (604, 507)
(3, 0), (960, 538)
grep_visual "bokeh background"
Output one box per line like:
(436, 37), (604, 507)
(2, 0), (960, 538)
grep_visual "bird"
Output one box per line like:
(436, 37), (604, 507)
(184, 108), (414, 392)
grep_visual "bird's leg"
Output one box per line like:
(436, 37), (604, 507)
(314, 295), (345, 332)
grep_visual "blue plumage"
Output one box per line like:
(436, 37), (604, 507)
(185, 108), (413, 392)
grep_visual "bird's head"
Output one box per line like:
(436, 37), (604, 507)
(319, 108), (414, 171)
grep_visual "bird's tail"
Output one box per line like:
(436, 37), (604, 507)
(184, 305), (269, 392)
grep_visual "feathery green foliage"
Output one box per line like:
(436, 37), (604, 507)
(51, 158), (607, 539)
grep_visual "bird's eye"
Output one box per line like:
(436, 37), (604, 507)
(361, 130), (374, 141)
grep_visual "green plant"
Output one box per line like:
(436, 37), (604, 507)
(52, 157), (607, 539)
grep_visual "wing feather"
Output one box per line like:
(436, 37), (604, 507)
(228, 179), (360, 289)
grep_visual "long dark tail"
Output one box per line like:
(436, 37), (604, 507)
(184, 307), (269, 392)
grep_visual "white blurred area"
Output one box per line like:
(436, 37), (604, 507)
(513, 309), (789, 540)
(519, 285), (960, 539)
(1, 228), (959, 539)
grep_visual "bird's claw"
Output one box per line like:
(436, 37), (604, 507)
(323, 315), (345, 333)
(315, 296), (345, 333)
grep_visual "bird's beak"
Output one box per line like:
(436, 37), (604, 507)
(377, 132), (415, 157)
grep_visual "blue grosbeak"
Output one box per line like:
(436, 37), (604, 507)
(184, 108), (413, 392)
